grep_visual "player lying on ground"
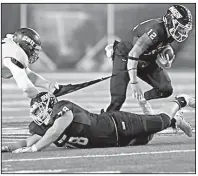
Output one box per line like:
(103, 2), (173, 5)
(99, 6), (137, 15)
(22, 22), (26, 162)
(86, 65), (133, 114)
(2, 28), (65, 98)
(104, 4), (193, 114)
(2, 92), (194, 153)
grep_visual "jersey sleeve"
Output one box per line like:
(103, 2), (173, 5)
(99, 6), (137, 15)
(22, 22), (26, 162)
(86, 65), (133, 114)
(51, 101), (72, 120)
(2, 37), (29, 68)
(144, 23), (166, 45)
(3, 58), (39, 98)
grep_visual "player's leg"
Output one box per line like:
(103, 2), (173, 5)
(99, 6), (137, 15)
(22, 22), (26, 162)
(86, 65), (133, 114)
(138, 63), (173, 100)
(113, 95), (194, 146)
(106, 41), (132, 112)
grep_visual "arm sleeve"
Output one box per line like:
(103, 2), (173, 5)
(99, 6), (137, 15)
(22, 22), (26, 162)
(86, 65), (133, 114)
(3, 58), (39, 98)
(25, 67), (55, 93)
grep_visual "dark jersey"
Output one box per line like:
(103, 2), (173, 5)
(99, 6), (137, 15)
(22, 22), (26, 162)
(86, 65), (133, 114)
(29, 100), (118, 148)
(121, 18), (174, 66)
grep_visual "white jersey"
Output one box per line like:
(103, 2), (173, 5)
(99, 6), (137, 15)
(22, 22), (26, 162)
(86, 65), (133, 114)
(2, 36), (29, 79)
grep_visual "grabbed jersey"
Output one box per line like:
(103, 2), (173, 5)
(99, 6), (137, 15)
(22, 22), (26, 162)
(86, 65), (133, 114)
(2, 36), (29, 79)
(29, 100), (117, 148)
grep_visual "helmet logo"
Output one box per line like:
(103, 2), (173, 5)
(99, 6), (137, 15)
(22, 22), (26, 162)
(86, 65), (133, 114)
(41, 92), (51, 102)
(169, 6), (183, 19)
(22, 36), (36, 47)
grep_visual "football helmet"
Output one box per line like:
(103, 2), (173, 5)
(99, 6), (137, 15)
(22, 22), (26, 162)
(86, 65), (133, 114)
(163, 5), (193, 42)
(13, 28), (42, 64)
(30, 92), (58, 126)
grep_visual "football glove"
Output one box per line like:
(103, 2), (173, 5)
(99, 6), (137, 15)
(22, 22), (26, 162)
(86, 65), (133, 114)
(156, 45), (175, 68)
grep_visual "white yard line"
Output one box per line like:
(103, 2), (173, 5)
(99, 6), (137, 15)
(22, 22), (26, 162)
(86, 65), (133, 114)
(2, 169), (121, 173)
(2, 169), (68, 173)
(3, 149), (195, 162)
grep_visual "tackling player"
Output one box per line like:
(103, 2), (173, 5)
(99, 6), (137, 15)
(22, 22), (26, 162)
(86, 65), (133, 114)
(2, 28), (60, 98)
(105, 5), (193, 114)
(2, 92), (194, 153)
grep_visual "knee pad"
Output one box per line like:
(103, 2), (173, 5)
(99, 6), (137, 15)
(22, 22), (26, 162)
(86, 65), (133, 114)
(144, 113), (171, 133)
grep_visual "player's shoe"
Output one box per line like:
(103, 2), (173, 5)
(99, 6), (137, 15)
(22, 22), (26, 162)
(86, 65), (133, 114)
(174, 110), (192, 137)
(175, 94), (195, 108)
(137, 98), (154, 115)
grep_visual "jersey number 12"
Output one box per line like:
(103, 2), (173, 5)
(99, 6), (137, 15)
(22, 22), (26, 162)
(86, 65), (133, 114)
(147, 29), (157, 40)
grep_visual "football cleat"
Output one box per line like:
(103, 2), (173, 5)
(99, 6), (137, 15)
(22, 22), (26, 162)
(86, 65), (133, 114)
(137, 98), (154, 115)
(174, 110), (192, 137)
(176, 94), (195, 108)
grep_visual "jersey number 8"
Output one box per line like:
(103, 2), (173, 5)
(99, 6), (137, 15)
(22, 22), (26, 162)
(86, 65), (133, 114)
(68, 136), (88, 146)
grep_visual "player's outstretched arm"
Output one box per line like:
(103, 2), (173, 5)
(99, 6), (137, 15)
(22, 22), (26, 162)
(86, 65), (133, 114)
(3, 58), (39, 98)
(127, 33), (152, 100)
(25, 68), (58, 93)
(2, 134), (41, 153)
(33, 110), (73, 152)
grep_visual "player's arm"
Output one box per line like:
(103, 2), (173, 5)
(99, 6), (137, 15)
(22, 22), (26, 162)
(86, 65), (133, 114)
(3, 58), (39, 98)
(2, 134), (41, 152)
(127, 32), (155, 83)
(33, 110), (74, 151)
(25, 67), (58, 93)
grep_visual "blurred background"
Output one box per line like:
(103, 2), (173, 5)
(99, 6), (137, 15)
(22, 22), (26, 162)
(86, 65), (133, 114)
(1, 3), (196, 72)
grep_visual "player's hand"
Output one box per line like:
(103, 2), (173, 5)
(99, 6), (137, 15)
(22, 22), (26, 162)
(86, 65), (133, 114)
(12, 147), (34, 153)
(130, 82), (143, 100)
(2, 146), (11, 152)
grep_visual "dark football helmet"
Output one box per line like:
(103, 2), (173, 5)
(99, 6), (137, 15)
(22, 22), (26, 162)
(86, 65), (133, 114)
(30, 92), (58, 126)
(163, 5), (193, 42)
(13, 28), (42, 64)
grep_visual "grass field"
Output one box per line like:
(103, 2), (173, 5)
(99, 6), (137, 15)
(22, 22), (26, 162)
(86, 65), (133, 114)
(1, 71), (196, 173)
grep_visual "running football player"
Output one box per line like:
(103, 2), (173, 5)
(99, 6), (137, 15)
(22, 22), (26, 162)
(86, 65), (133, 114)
(105, 5), (193, 114)
(2, 92), (194, 153)
(2, 28), (60, 98)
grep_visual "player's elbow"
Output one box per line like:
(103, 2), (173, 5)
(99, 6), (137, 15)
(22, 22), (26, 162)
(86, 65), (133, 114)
(21, 86), (39, 98)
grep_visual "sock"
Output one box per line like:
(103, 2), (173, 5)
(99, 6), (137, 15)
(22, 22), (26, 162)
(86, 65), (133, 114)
(173, 97), (187, 109)
(170, 118), (177, 129)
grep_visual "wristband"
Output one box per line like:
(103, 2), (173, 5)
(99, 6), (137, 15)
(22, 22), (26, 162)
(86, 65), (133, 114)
(128, 56), (139, 61)
(31, 144), (38, 152)
(131, 82), (138, 84)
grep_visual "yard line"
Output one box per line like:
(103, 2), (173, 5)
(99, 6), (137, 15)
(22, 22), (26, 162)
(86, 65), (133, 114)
(2, 169), (68, 173)
(3, 169), (121, 173)
(3, 149), (195, 162)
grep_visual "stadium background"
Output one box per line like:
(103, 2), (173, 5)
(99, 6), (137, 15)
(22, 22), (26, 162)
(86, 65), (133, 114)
(1, 3), (196, 72)
(1, 3), (196, 173)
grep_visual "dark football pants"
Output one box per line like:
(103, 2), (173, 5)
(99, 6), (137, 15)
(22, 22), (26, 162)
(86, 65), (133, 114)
(111, 111), (171, 146)
(106, 41), (173, 112)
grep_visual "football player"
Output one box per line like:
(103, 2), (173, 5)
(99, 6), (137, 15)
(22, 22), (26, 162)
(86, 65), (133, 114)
(2, 92), (194, 153)
(105, 5), (193, 114)
(2, 28), (60, 98)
